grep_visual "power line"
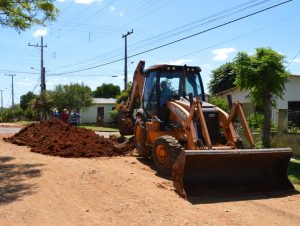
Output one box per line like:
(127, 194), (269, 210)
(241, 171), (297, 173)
(54, 0), (271, 70)
(52, 0), (283, 73)
(287, 49), (300, 68)
(0, 69), (39, 74)
(50, 0), (292, 76)
(47, 0), (270, 73)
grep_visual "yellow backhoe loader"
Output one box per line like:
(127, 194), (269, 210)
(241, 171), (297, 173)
(117, 61), (294, 199)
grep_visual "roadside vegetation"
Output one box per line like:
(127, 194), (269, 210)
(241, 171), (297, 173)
(288, 158), (300, 190)
(79, 125), (119, 132)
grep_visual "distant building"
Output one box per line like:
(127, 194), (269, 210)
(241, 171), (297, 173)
(80, 98), (116, 125)
(216, 75), (300, 130)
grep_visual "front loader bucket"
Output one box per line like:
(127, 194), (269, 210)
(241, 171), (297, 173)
(173, 148), (295, 199)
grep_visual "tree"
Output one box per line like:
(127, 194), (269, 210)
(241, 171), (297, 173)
(20, 91), (36, 111)
(0, 0), (58, 31)
(116, 82), (132, 104)
(208, 96), (229, 112)
(208, 62), (236, 95)
(20, 91), (37, 119)
(93, 83), (120, 98)
(234, 47), (289, 147)
(49, 83), (93, 112)
(110, 83), (132, 123)
(32, 92), (52, 120)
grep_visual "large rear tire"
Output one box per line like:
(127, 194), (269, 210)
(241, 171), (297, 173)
(135, 118), (151, 157)
(152, 135), (182, 175)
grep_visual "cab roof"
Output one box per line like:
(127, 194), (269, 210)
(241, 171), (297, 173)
(144, 64), (201, 73)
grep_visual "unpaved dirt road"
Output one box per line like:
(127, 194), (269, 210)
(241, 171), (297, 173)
(1, 133), (300, 226)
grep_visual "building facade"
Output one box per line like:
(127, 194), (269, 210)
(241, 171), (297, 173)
(216, 75), (300, 130)
(80, 98), (116, 125)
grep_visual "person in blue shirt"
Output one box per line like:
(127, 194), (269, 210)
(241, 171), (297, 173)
(70, 110), (80, 126)
(53, 108), (60, 119)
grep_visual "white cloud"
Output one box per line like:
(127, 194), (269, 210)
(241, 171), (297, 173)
(17, 78), (36, 87)
(110, 6), (115, 11)
(119, 12), (124, 17)
(33, 27), (48, 37)
(290, 58), (300, 64)
(75, 0), (101, 4)
(57, 0), (66, 2)
(201, 63), (213, 70)
(160, 59), (193, 65)
(212, 47), (236, 61)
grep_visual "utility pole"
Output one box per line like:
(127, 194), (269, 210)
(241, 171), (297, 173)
(0, 89), (3, 110)
(28, 36), (47, 93)
(5, 74), (16, 107)
(122, 29), (133, 91)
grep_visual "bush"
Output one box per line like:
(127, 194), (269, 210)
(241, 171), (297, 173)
(208, 96), (230, 112)
(0, 105), (23, 122)
(247, 113), (264, 129)
(247, 113), (277, 132)
(109, 109), (118, 123)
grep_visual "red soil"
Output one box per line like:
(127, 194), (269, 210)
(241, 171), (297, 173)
(4, 118), (134, 158)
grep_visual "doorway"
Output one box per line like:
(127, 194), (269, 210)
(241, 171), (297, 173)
(97, 107), (104, 126)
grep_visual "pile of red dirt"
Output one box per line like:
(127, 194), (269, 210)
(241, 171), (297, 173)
(4, 118), (134, 158)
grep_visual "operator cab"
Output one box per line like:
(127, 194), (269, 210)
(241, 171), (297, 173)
(142, 64), (204, 120)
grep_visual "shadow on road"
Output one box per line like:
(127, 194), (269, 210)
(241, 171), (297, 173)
(0, 156), (44, 205)
(187, 190), (299, 204)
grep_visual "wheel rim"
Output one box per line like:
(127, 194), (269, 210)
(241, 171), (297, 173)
(155, 144), (168, 164)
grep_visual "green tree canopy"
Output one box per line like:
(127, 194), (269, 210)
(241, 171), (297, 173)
(49, 83), (93, 112)
(93, 83), (120, 98)
(208, 62), (236, 95)
(0, 0), (58, 31)
(20, 91), (36, 111)
(208, 96), (229, 112)
(116, 82), (132, 104)
(234, 47), (289, 147)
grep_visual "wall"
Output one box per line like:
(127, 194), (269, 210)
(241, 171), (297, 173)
(80, 104), (115, 124)
(218, 88), (250, 103)
(217, 76), (300, 127)
(276, 76), (300, 109)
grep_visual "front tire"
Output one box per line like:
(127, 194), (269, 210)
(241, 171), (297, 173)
(152, 135), (182, 175)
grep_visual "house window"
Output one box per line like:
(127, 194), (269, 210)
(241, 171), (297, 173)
(288, 101), (300, 128)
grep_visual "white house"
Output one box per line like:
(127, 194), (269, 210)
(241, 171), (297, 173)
(216, 75), (300, 130)
(80, 98), (116, 125)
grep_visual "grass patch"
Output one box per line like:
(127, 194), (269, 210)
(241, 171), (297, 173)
(7, 121), (36, 126)
(79, 125), (119, 132)
(288, 158), (300, 190)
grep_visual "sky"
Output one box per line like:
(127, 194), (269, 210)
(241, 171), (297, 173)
(1, 0), (300, 107)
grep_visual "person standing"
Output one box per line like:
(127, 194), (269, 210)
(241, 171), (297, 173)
(70, 110), (80, 126)
(53, 108), (60, 119)
(61, 109), (69, 124)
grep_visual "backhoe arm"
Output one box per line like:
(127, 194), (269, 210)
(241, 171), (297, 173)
(117, 61), (145, 113)
(117, 61), (145, 136)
